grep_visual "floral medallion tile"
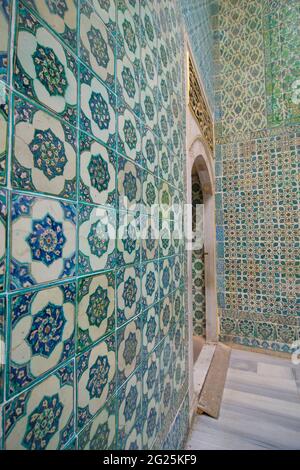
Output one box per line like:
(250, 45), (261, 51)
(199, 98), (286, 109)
(78, 271), (115, 352)
(0, 0), (9, 82)
(116, 265), (141, 327)
(90, 0), (116, 35)
(117, 1), (140, 65)
(173, 340), (186, 410)
(117, 314), (142, 386)
(78, 397), (116, 450)
(141, 260), (159, 310)
(141, 215), (159, 261)
(140, 39), (157, 91)
(80, 134), (116, 207)
(0, 83), (8, 186)
(158, 140), (172, 185)
(80, 64), (116, 148)
(142, 349), (160, 450)
(4, 362), (74, 450)
(173, 255), (183, 291)
(160, 295), (173, 338)
(141, 85), (157, 129)
(80, 1), (115, 91)
(141, 125), (158, 175)
(77, 333), (116, 429)
(13, 97), (77, 199)
(0, 190), (6, 292)
(117, 155), (141, 213)
(159, 180), (173, 220)
(143, 302), (160, 356)
(160, 355), (173, 426)
(117, 101), (141, 163)
(9, 282), (76, 396)
(117, 211), (140, 266)
(116, 46), (140, 117)
(117, 368), (142, 450)
(160, 258), (172, 299)
(22, 0), (77, 52)
(140, 0), (157, 55)
(78, 204), (115, 275)
(142, 169), (159, 216)
(159, 219), (172, 258)
(10, 194), (76, 290)
(14, 6), (78, 126)
(157, 107), (171, 146)
(173, 287), (185, 326)
(0, 296), (5, 403)
(157, 73), (170, 112)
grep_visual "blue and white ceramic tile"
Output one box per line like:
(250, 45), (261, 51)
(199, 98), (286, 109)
(140, 0), (157, 58)
(158, 140), (172, 185)
(157, 73), (170, 111)
(142, 349), (160, 449)
(160, 258), (172, 299)
(157, 107), (170, 146)
(77, 333), (116, 429)
(14, 5), (78, 126)
(13, 97), (77, 199)
(159, 180), (173, 220)
(117, 0), (140, 65)
(117, 100), (141, 163)
(117, 314), (142, 386)
(173, 288), (185, 326)
(78, 271), (115, 352)
(173, 255), (183, 291)
(140, 38), (157, 91)
(160, 295), (173, 338)
(142, 169), (159, 216)
(140, 214), (159, 261)
(117, 155), (142, 213)
(142, 302), (160, 356)
(80, 1), (115, 91)
(0, 83), (8, 186)
(117, 368), (142, 450)
(116, 211), (140, 266)
(141, 125), (158, 175)
(22, 0), (77, 53)
(9, 282), (76, 396)
(160, 336), (173, 427)
(116, 265), (141, 327)
(80, 134), (116, 207)
(0, 1), (9, 82)
(159, 219), (172, 258)
(4, 362), (74, 450)
(141, 85), (157, 130)
(141, 260), (159, 310)
(89, 0), (116, 36)
(0, 296), (5, 403)
(173, 339), (187, 410)
(78, 397), (116, 450)
(116, 44), (140, 117)
(10, 194), (76, 290)
(78, 204), (115, 275)
(80, 64), (116, 148)
(0, 190), (6, 292)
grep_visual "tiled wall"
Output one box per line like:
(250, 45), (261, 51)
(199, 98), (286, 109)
(0, 0), (189, 450)
(214, 0), (299, 354)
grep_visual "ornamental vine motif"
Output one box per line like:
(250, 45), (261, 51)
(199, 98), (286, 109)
(188, 55), (214, 155)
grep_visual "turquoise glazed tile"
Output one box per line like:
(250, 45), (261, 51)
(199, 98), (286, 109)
(80, 1), (115, 91)
(141, 125), (158, 175)
(117, 0), (140, 65)
(4, 362), (74, 450)
(159, 180), (173, 220)
(141, 260), (160, 310)
(116, 211), (140, 266)
(77, 333), (116, 429)
(142, 168), (159, 216)
(117, 368), (142, 450)
(160, 295), (173, 338)
(160, 258), (172, 299)
(89, 0), (116, 36)
(77, 271), (115, 352)
(116, 265), (141, 327)
(9, 282), (76, 396)
(158, 141), (172, 185)
(117, 100), (141, 163)
(22, 0), (77, 53)
(0, 0), (10, 82)
(0, 189), (6, 292)
(10, 194), (76, 290)
(80, 63), (116, 148)
(141, 214), (159, 261)
(143, 302), (160, 356)
(79, 133), (116, 207)
(78, 397), (116, 450)
(0, 296), (5, 403)
(13, 96), (77, 199)
(141, 85), (157, 129)
(117, 155), (142, 213)
(0, 83), (8, 186)
(116, 45), (140, 117)
(160, 336), (173, 427)
(159, 219), (172, 258)
(142, 348), (160, 449)
(117, 314), (142, 386)
(78, 204), (115, 275)
(14, 5), (78, 126)
(173, 255), (183, 291)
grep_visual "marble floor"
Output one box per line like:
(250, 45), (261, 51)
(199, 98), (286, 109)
(186, 348), (300, 450)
